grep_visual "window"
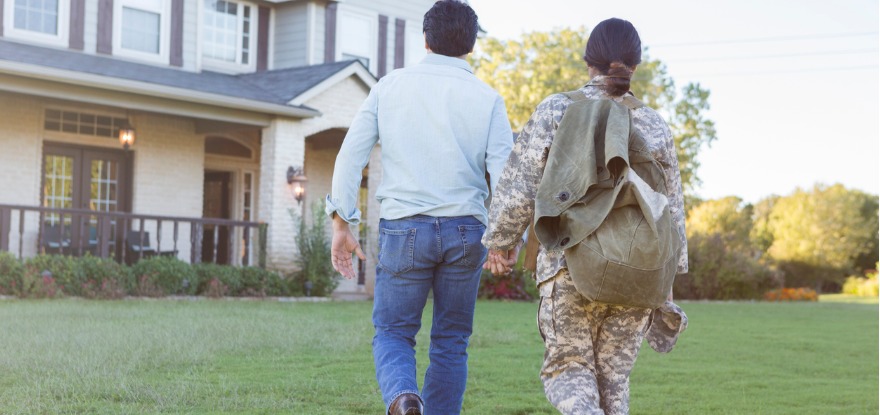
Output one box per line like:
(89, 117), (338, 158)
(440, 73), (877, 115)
(44, 109), (129, 139)
(202, 0), (256, 70)
(337, 5), (377, 73)
(114, 0), (170, 63)
(2, 0), (69, 46)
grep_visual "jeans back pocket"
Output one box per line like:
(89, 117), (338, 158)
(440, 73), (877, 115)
(378, 228), (416, 275)
(451, 224), (487, 269)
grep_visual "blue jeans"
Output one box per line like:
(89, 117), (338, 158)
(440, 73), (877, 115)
(372, 215), (487, 415)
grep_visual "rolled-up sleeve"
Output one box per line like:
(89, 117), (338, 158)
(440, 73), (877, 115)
(659, 122), (689, 274)
(325, 86), (380, 224)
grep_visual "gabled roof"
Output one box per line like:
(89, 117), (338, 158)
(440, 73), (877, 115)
(0, 40), (376, 119)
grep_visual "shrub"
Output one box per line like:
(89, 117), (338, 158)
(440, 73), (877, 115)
(0, 252), (24, 296)
(479, 268), (535, 301)
(77, 255), (133, 299)
(22, 255), (79, 297)
(239, 267), (287, 297)
(290, 205), (340, 297)
(131, 256), (198, 297)
(194, 263), (240, 297)
(675, 233), (778, 300)
(841, 268), (879, 297)
(763, 287), (819, 302)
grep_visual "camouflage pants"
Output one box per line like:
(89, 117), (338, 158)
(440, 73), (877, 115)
(538, 268), (651, 415)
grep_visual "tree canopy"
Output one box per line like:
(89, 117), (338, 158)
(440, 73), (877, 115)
(470, 27), (717, 198)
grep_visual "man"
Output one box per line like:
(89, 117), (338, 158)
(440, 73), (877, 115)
(324, 2), (513, 414)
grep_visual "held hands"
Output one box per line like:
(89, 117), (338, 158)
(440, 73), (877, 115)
(482, 242), (522, 276)
(330, 214), (366, 280)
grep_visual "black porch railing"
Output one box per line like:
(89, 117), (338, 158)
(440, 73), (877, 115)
(0, 204), (267, 267)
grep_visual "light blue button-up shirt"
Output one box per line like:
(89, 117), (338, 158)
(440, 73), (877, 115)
(325, 53), (513, 225)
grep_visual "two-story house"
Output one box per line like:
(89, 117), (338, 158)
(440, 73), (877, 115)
(0, 0), (438, 297)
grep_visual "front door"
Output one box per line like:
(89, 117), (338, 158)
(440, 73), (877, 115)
(202, 171), (231, 264)
(42, 144), (129, 256)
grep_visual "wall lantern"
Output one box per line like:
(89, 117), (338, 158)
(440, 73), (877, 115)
(118, 120), (136, 150)
(286, 166), (307, 204)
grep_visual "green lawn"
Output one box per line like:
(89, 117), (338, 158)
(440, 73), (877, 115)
(0, 296), (876, 414)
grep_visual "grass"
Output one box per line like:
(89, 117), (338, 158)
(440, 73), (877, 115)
(0, 296), (876, 414)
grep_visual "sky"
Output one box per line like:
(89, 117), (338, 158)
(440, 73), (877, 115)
(468, 0), (880, 204)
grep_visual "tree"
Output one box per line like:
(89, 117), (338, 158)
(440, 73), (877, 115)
(766, 184), (879, 291)
(470, 27), (717, 198)
(686, 196), (753, 252)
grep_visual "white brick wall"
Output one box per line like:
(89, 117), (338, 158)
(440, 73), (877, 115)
(259, 118), (305, 271)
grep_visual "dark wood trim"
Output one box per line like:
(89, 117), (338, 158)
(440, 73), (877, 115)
(97, 0), (113, 55)
(69, 0), (86, 50)
(324, 1), (337, 63)
(169, 0), (183, 66)
(394, 18), (405, 69)
(257, 6), (270, 71)
(377, 15), (388, 77)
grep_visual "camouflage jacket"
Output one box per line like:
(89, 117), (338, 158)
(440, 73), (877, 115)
(482, 76), (689, 287)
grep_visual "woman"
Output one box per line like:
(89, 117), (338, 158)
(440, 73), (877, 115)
(482, 18), (688, 415)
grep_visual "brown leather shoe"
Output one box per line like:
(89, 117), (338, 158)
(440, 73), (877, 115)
(387, 393), (423, 415)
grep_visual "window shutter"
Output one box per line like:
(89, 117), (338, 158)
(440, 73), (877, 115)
(169, 0), (183, 66)
(69, 0), (86, 50)
(394, 18), (405, 69)
(257, 6), (270, 71)
(377, 15), (388, 77)
(324, 1), (338, 63)
(97, 0), (113, 54)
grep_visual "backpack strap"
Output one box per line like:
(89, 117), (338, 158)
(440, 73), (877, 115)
(621, 94), (645, 110)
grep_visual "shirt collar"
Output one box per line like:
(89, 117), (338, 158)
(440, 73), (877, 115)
(421, 53), (474, 73)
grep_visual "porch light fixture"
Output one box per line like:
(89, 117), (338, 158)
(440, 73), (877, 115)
(118, 120), (136, 150)
(287, 166), (307, 204)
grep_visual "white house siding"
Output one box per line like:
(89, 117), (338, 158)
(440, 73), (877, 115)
(273, 1), (310, 69)
(182, 0), (198, 72)
(312, 3), (325, 65)
(83, 0), (98, 54)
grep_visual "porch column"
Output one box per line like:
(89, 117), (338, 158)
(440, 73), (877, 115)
(259, 117), (305, 271)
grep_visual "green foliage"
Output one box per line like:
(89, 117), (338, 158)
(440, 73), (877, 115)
(75, 255), (132, 299)
(478, 269), (534, 301)
(470, 27), (717, 197)
(842, 267), (879, 297)
(0, 252), (24, 296)
(290, 203), (340, 297)
(675, 233), (778, 300)
(131, 256), (198, 296)
(22, 255), (78, 297)
(686, 196), (754, 252)
(239, 266), (288, 297)
(766, 184), (879, 290)
(194, 263), (240, 297)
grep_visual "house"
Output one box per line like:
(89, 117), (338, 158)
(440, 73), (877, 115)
(0, 0), (438, 297)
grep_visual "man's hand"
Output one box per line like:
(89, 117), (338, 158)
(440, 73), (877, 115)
(330, 214), (366, 280)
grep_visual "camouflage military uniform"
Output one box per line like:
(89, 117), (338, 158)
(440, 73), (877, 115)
(482, 76), (688, 414)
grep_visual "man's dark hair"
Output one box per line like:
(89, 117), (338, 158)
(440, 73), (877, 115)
(422, 1), (479, 57)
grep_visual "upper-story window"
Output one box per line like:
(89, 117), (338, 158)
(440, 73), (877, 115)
(337, 5), (376, 73)
(2, 0), (69, 47)
(113, 0), (170, 63)
(201, 0), (257, 72)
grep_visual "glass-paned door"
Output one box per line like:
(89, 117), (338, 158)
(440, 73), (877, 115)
(42, 144), (128, 257)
